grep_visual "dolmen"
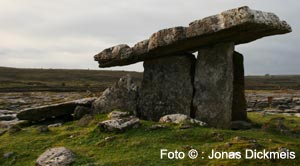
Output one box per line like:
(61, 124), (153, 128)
(94, 6), (291, 129)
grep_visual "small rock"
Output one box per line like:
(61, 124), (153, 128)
(231, 121), (252, 130)
(294, 113), (300, 118)
(98, 116), (140, 132)
(65, 127), (75, 131)
(189, 119), (207, 127)
(278, 147), (288, 153)
(0, 115), (16, 121)
(37, 126), (49, 133)
(48, 123), (63, 128)
(224, 142), (233, 148)
(73, 106), (90, 120)
(0, 130), (7, 136)
(149, 124), (166, 130)
(8, 125), (21, 134)
(77, 114), (93, 127)
(3, 152), (15, 158)
(293, 106), (300, 112)
(107, 110), (130, 119)
(159, 114), (207, 127)
(179, 123), (193, 129)
(211, 132), (224, 141)
(0, 110), (16, 115)
(233, 136), (243, 141)
(36, 147), (75, 166)
(284, 109), (297, 113)
(265, 109), (284, 113)
(104, 136), (115, 141)
(159, 114), (188, 124)
(277, 105), (290, 110)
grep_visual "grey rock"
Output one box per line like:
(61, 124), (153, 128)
(255, 100), (269, 108)
(193, 42), (234, 129)
(231, 121), (252, 130)
(36, 147), (75, 166)
(8, 125), (21, 134)
(232, 51), (247, 121)
(48, 123), (63, 128)
(73, 106), (90, 120)
(17, 97), (96, 121)
(94, 6), (291, 67)
(277, 104), (290, 110)
(0, 110), (15, 115)
(294, 113), (300, 118)
(138, 53), (195, 121)
(284, 109), (298, 113)
(92, 75), (138, 114)
(159, 114), (189, 124)
(98, 116), (140, 132)
(265, 109), (284, 113)
(3, 152), (15, 158)
(0, 130), (7, 136)
(107, 110), (130, 119)
(37, 126), (50, 133)
(0, 119), (28, 129)
(77, 114), (93, 127)
(293, 106), (300, 112)
(159, 114), (207, 126)
(0, 114), (16, 121)
(149, 124), (167, 130)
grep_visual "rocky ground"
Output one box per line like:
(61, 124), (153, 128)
(0, 92), (94, 111)
(246, 90), (300, 117)
(0, 90), (300, 165)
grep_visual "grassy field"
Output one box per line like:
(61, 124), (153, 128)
(1, 66), (300, 92)
(0, 67), (142, 92)
(0, 112), (299, 166)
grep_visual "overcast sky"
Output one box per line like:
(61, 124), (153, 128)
(0, 0), (299, 75)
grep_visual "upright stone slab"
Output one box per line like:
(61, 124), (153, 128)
(193, 42), (234, 129)
(138, 53), (195, 121)
(232, 51), (247, 121)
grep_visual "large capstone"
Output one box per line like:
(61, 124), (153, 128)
(92, 75), (138, 114)
(232, 51), (247, 121)
(94, 6), (291, 67)
(193, 42), (234, 129)
(138, 53), (195, 121)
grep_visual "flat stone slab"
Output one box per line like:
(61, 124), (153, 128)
(94, 6), (291, 67)
(17, 97), (96, 121)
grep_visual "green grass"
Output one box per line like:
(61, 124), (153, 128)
(0, 112), (300, 166)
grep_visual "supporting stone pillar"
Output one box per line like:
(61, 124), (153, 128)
(193, 42), (234, 129)
(138, 53), (195, 121)
(232, 51), (247, 121)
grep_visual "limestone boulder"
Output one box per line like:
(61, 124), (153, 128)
(36, 147), (75, 166)
(138, 53), (195, 121)
(92, 75), (138, 114)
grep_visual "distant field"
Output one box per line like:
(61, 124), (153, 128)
(0, 67), (142, 92)
(0, 66), (300, 92)
(245, 75), (300, 90)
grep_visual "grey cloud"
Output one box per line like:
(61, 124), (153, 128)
(0, 0), (299, 74)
